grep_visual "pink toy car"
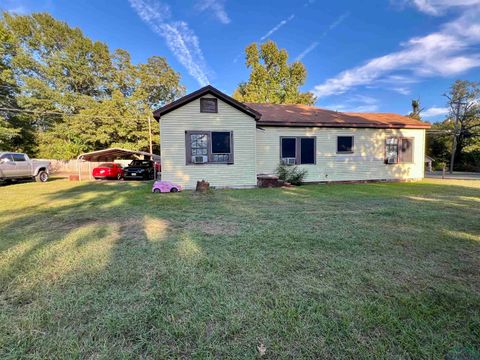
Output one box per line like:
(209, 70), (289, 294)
(152, 180), (182, 193)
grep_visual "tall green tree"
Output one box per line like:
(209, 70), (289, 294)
(444, 80), (480, 172)
(426, 80), (480, 172)
(0, 12), (184, 158)
(0, 19), (22, 149)
(233, 41), (316, 105)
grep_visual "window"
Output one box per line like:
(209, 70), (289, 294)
(211, 131), (231, 163)
(301, 138), (315, 164)
(385, 137), (414, 164)
(12, 153), (26, 162)
(0, 154), (13, 162)
(337, 136), (354, 153)
(191, 133), (208, 156)
(186, 131), (233, 164)
(280, 137), (316, 165)
(281, 138), (296, 160)
(399, 138), (413, 163)
(200, 98), (218, 113)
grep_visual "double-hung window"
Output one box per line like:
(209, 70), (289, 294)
(280, 137), (316, 165)
(385, 137), (414, 164)
(186, 131), (233, 164)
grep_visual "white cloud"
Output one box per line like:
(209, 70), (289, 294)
(392, 87), (411, 95)
(311, 7), (480, 98)
(405, 0), (480, 15)
(129, 0), (210, 86)
(422, 106), (449, 117)
(196, 0), (230, 24)
(260, 14), (295, 41)
(296, 12), (349, 61)
(296, 42), (319, 62)
(129, 0), (171, 22)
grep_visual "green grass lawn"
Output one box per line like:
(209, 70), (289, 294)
(1, 179), (479, 359)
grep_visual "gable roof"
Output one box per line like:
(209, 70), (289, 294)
(245, 103), (431, 129)
(153, 85), (431, 129)
(153, 85), (262, 120)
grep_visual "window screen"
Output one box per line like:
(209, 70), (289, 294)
(281, 138), (296, 158)
(300, 138), (315, 164)
(337, 136), (354, 153)
(385, 138), (398, 164)
(191, 134), (208, 156)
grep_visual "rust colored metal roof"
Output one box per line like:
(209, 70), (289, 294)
(245, 103), (431, 129)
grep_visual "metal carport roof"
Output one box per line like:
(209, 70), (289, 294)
(77, 148), (160, 162)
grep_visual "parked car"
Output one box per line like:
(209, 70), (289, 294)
(123, 160), (155, 180)
(92, 163), (124, 180)
(0, 152), (50, 183)
(152, 180), (182, 193)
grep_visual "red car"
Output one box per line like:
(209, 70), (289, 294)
(92, 163), (124, 180)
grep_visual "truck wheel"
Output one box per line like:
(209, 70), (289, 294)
(35, 171), (49, 182)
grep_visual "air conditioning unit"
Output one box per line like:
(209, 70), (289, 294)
(387, 155), (397, 164)
(283, 158), (296, 165)
(192, 155), (208, 164)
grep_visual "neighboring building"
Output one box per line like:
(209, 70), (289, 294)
(153, 85), (431, 189)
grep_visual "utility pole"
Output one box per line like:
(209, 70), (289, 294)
(449, 100), (464, 174)
(148, 115), (153, 154)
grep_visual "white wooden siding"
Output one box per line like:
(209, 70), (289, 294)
(160, 96), (257, 189)
(256, 127), (426, 182)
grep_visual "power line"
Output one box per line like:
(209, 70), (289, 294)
(0, 106), (155, 122)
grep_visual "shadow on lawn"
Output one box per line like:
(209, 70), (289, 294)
(1, 180), (480, 358)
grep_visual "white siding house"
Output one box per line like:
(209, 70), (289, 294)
(154, 86), (430, 189)
(256, 127), (426, 182)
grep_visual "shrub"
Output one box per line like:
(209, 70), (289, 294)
(275, 163), (308, 185)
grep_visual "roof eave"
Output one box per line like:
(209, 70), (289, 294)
(256, 122), (431, 129)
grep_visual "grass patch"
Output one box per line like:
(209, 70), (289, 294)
(1, 179), (479, 358)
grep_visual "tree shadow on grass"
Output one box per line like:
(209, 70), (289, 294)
(1, 180), (479, 358)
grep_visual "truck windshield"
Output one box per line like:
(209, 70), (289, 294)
(12, 154), (26, 161)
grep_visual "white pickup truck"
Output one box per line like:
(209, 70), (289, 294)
(0, 152), (50, 183)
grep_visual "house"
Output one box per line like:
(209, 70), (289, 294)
(153, 85), (431, 189)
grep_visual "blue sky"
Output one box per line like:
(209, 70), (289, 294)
(2, 0), (480, 121)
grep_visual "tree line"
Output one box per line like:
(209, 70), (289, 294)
(415, 80), (480, 172)
(0, 12), (185, 159)
(0, 12), (315, 159)
(1, 12), (478, 170)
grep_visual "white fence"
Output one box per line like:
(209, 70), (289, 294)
(45, 159), (133, 179)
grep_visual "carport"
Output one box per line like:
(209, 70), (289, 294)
(77, 148), (161, 180)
